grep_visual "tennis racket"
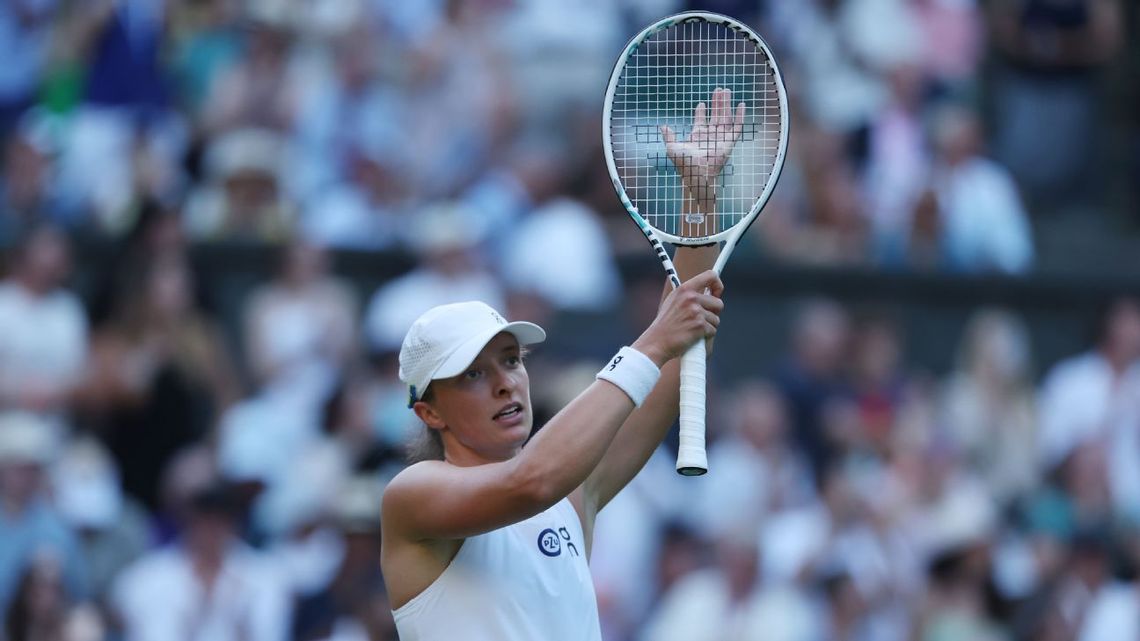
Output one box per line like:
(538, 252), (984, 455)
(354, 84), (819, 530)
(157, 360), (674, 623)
(602, 12), (789, 475)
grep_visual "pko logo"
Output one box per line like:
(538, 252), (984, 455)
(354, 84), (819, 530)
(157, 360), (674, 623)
(537, 527), (579, 557)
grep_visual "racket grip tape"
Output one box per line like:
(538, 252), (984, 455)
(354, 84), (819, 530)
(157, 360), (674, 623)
(676, 339), (708, 476)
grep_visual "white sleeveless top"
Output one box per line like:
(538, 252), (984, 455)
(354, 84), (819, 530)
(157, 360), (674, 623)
(393, 498), (602, 641)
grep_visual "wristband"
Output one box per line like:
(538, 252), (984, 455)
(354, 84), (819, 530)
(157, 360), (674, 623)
(596, 346), (660, 407)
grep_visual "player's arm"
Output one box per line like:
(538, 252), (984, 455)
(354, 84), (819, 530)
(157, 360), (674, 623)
(574, 90), (740, 519)
(576, 246), (721, 518)
(381, 271), (723, 542)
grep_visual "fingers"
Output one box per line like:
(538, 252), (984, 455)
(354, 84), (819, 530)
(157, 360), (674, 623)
(733, 101), (745, 139)
(695, 293), (722, 340)
(659, 125), (676, 146)
(707, 273), (725, 298)
(712, 88), (729, 127)
(682, 269), (723, 296)
(694, 101), (707, 129)
(697, 292), (725, 315)
(687, 269), (725, 299)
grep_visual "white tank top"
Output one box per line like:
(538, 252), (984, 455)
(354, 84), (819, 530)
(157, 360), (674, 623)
(393, 497), (602, 641)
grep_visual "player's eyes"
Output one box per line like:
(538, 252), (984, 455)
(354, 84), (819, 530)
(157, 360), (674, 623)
(463, 369), (481, 380)
(506, 355), (521, 367)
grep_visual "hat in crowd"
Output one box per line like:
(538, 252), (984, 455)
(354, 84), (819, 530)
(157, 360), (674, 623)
(0, 412), (57, 466)
(399, 301), (545, 406)
(53, 438), (123, 530)
(408, 201), (487, 254)
(204, 128), (285, 183)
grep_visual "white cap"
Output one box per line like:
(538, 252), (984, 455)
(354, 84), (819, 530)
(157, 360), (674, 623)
(399, 301), (545, 406)
(53, 438), (123, 529)
(0, 412), (57, 465)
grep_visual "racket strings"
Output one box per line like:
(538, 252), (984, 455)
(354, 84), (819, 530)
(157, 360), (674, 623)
(610, 19), (782, 240)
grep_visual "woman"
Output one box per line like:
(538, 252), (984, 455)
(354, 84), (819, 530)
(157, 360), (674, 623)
(4, 552), (104, 641)
(381, 89), (743, 640)
(80, 255), (240, 511)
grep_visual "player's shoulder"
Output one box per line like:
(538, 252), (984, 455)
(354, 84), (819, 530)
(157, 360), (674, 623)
(381, 460), (457, 538)
(383, 461), (450, 506)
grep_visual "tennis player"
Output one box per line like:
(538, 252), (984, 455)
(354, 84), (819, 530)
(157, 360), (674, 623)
(382, 92), (740, 640)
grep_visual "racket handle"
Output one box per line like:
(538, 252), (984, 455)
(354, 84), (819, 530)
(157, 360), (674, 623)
(676, 339), (708, 476)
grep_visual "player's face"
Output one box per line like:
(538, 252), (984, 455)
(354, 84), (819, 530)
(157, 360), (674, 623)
(424, 333), (533, 463)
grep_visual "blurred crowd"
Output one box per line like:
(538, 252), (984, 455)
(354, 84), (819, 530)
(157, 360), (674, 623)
(0, 0), (1134, 641)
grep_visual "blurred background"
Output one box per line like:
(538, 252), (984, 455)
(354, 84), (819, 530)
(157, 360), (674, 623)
(0, 0), (1136, 640)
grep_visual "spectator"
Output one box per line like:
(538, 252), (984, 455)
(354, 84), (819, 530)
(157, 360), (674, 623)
(57, 0), (188, 235)
(111, 483), (291, 641)
(912, 0), (985, 95)
(244, 239), (357, 409)
(0, 118), (75, 243)
(291, 476), (395, 641)
(931, 105), (1034, 274)
(183, 128), (296, 241)
(771, 0), (916, 141)
(989, 0), (1124, 210)
(644, 525), (822, 641)
(1037, 297), (1140, 519)
(819, 566), (882, 641)
(363, 201), (505, 353)
(773, 298), (852, 475)
(848, 314), (909, 455)
(0, 226), (86, 426)
(293, 21), (404, 205)
(301, 145), (410, 251)
(199, 2), (299, 136)
(0, 412), (87, 615)
(942, 309), (1038, 504)
(80, 255), (239, 511)
(167, 0), (243, 118)
(50, 437), (149, 608)
(499, 197), (621, 312)
(901, 187), (946, 270)
(1077, 558), (1139, 641)
(761, 126), (870, 265)
(691, 381), (813, 539)
(0, 0), (57, 134)
(4, 550), (105, 641)
(591, 447), (685, 641)
(863, 65), (932, 265)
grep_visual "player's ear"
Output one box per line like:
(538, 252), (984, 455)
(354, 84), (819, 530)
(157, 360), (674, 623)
(412, 400), (446, 430)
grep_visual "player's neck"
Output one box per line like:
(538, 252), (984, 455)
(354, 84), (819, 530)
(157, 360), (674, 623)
(441, 437), (521, 468)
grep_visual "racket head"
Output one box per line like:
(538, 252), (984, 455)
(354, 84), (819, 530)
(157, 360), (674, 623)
(602, 12), (789, 247)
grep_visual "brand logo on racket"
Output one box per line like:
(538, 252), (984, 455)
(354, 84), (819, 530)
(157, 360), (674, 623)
(608, 355), (623, 371)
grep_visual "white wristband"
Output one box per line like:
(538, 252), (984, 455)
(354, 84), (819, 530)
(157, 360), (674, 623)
(596, 346), (660, 407)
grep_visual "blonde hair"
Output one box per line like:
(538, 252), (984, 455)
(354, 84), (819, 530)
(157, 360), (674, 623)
(404, 387), (445, 464)
(405, 424), (445, 464)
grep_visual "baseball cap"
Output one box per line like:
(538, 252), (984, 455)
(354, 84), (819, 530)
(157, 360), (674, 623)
(399, 301), (546, 407)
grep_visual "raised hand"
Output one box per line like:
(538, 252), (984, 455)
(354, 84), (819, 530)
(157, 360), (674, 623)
(633, 270), (724, 366)
(659, 88), (745, 216)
